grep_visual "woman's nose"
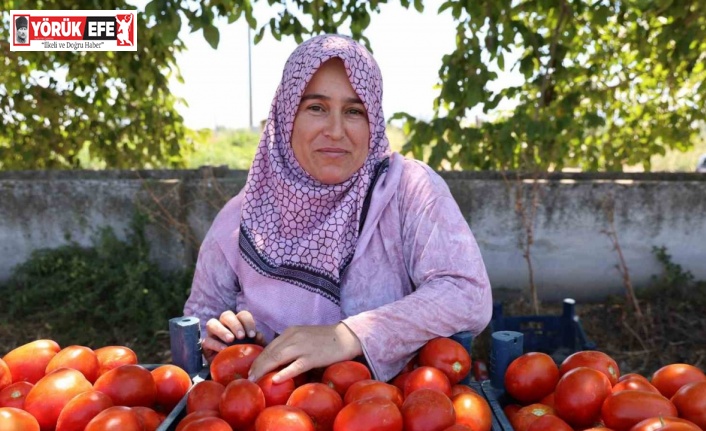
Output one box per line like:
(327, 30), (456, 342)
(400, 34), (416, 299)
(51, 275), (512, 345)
(324, 112), (345, 140)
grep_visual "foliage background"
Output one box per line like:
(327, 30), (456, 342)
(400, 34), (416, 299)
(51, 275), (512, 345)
(2, 1), (705, 171)
(0, 216), (192, 363)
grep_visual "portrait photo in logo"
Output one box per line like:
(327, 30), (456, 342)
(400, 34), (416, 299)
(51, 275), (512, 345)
(14, 15), (30, 45)
(115, 14), (133, 46)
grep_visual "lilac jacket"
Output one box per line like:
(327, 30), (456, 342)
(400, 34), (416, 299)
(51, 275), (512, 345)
(184, 153), (493, 381)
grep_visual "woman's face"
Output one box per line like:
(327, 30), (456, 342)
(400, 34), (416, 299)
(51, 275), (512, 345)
(291, 58), (370, 185)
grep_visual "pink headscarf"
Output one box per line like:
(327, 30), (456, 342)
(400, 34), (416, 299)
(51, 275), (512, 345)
(239, 34), (391, 306)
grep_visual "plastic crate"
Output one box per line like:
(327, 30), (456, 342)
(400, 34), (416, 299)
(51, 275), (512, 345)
(158, 318), (492, 430)
(155, 367), (210, 431)
(490, 297), (595, 364)
(469, 381), (514, 431)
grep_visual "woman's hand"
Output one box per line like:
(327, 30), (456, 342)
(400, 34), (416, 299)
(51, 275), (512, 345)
(202, 310), (266, 363)
(247, 322), (363, 383)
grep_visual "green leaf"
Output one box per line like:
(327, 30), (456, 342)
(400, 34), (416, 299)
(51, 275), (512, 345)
(253, 25), (266, 44)
(203, 24), (220, 49)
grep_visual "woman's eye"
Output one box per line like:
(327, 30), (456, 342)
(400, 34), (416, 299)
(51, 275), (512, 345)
(307, 105), (324, 112)
(348, 108), (365, 116)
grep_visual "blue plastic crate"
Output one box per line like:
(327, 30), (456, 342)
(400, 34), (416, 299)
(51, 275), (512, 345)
(490, 298), (595, 364)
(155, 367), (210, 431)
(158, 317), (488, 430)
(470, 381), (514, 431)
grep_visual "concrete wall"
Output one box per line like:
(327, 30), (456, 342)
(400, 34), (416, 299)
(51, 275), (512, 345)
(1, 168), (704, 301)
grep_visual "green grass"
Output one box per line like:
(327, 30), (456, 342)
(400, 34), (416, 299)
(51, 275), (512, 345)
(183, 127), (260, 170)
(649, 135), (706, 172)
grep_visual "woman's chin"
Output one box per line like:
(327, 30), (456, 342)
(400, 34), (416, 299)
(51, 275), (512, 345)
(311, 169), (354, 185)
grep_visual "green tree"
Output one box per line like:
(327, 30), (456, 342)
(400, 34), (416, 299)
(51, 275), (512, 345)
(0, 0), (198, 169)
(1, 0), (407, 169)
(3, 0), (704, 171)
(394, 1), (706, 171)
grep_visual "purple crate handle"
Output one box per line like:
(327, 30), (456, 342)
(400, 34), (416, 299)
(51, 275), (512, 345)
(169, 316), (203, 375)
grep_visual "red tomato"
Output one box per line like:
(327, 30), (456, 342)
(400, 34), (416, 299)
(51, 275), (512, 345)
(0, 381), (33, 408)
(511, 403), (555, 431)
(321, 361), (372, 397)
(255, 405), (315, 431)
(612, 377), (660, 394)
(403, 366), (452, 398)
(93, 364), (157, 407)
(401, 388), (455, 431)
(553, 367), (612, 428)
(443, 426), (473, 431)
(175, 410), (220, 431)
(391, 372), (410, 393)
(452, 391), (492, 431)
(526, 414), (573, 431)
(84, 406), (143, 431)
(24, 368), (93, 431)
(619, 373), (650, 383)
(670, 380), (706, 430)
(151, 364), (192, 412)
(651, 363), (706, 399)
(55, 390), (113, 431)
(418, 338), (472, 385)
(333, 398), (403, 431)
(257, 371), (296, 407)
(45, 345), (100, 383)
(559, 350), (620, 386)
(94, 346), (138, 376)
(503, 403), (521, 423)
(539, 391), (555, 408)
(181, 416), (233, 431)
(219, 379), (265, 430)
(132, 406), (163, 431)
(601, 390), (677, 431)
(0, 358), (11, 391)
(344, 379), (403, 408)
(287, 382), (343, 431)
(451, 384), (474, 397)
(2, 339), (61, 384)
(505, 352), (560, 404)
(0, 406), (41, 431)
(187, 380), (225, 414)
(629, 416), (702, 431)
(210, 344), (263, 386)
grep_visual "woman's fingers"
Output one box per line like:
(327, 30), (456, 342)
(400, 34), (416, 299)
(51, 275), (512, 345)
(235, 310), (259, 339)
(206, 316), (235, 344)
(202, 310), (264, 364)
(272, 358), (308, 383)
(219, 310), (246, 340)
(247, 323), (363, 383)
(248, 334), (305, 383)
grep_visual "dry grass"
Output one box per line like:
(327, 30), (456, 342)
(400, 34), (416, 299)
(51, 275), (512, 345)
(472, 287), (706, 378)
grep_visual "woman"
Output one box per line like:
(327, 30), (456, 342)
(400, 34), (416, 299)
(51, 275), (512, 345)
(184, 34), (492, 384)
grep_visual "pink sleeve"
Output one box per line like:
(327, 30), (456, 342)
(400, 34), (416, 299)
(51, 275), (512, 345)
(343, 168), (493, 382)
(183, 224), (241, 337)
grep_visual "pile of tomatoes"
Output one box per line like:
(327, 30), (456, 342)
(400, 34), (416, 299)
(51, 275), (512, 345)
(175, 337), (493, 431)
(502, 350), (706, 431)
(0, 339), (192, 431)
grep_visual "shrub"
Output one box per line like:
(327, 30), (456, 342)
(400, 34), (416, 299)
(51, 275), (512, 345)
(0, 216), (193, 363)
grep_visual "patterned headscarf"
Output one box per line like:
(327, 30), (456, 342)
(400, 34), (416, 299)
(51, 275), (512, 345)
(239, 34), (391, 305)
